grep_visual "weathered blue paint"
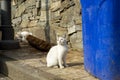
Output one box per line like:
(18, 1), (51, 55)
(81, 0), (120, 80)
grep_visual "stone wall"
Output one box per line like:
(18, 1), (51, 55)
(12, 0), (49, 41)
(50, 0), (82, 49)
(12, 0), (82, 50)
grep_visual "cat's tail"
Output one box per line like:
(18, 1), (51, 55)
(26, 35), (56, 51)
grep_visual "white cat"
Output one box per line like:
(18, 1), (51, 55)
(46, 35), (68, 69)
(15, 31), (32, 43)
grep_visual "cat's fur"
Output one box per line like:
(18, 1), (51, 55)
(15, 31), (32, 43)
(46, 35), (68, 69)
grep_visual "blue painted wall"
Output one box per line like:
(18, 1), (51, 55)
(81, 0), (120, 80)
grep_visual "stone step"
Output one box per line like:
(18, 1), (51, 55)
(0, 45), (98, 80)
(0, 74), (12, 80)
(0, 55), (62, 80)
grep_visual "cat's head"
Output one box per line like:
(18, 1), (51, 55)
(15, 31), (32, 43)
(57, 34), (67, 45)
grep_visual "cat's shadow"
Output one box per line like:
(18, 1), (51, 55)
(67, 62), (84, 67)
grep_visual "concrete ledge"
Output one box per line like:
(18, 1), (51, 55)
(0, 55), (63, 80)
(0, 40), (20, 50)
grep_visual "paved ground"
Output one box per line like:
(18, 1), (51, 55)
(0, 44), (99, 80)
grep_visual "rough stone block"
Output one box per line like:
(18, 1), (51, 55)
(54, 11), (60, 17)
(68, 25), (81, 35)
(32, 8), (38, 16)
(12, 17), (22, 25)
(50, 23), (60, 28)
(15, 3), (26, 17)
(36, 1), (41, 8)
(22, 14), (30, 20)
(70, 31), (83, 49)
(20, 20), (29, 28)
(25, 0), (36, 8)
(50, 1), (61, 12)
(28, 20), (38, 27)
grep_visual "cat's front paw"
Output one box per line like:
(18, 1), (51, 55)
(60, 65), (65, 69)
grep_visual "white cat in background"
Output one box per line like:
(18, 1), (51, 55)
(15, 31), (32, 43)
(46, 35), (68, 69)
